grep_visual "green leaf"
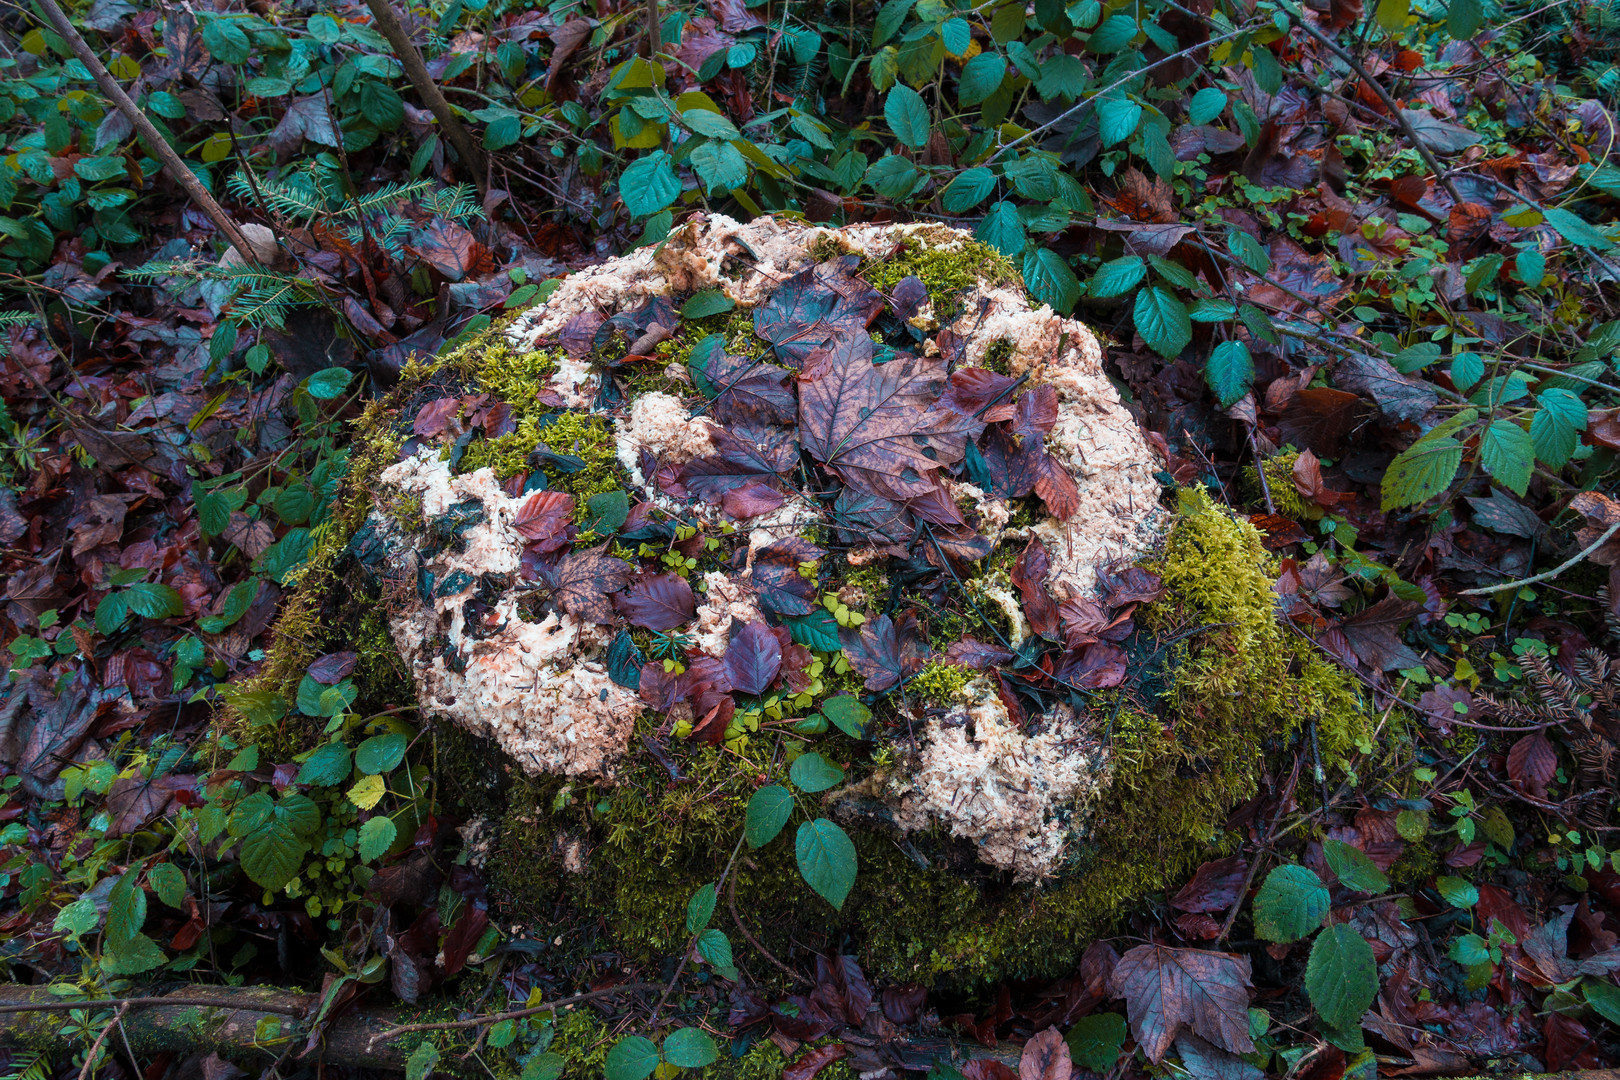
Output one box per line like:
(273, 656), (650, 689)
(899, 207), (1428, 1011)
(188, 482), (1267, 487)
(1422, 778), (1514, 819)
(1253, 864), (1331, 943)
(1381, 436), (1464, 511)
(976, 200), (1027, 257)
(939, 17), (972, 56)
(1087, 13), (1137, 52)
(1544, 206), (1615, 251)
(124, 582), (184, 620)
(1133, 286), (1191, 358)
(796, 818), (857, 910)
(1375, 0), (1409, 32)
(148, 863), (186, 909)
(1321, 838), (1391, 894)
(1449, 352), (1484, 391)
(1447, 0), (1483, 37)
(942, 167), (997, 212)
(406, 1041), (440, 1080)
(585, 489), (631, 532)
(1586, 980), (1620, 1026)
(663, 1028), (719, 1069)
(106, 871), (147, 945)
(1306, 924), (1379, 1031)
(620, 152), (682, 219)
(605, 1036), (659, 1080)
(822, 695), (872, 739)
(689, 140), (749, 194)
(297, 741), (352, 786)
(239, 821), (311, 892)
(1097, 94), (1142, 146)
(682, 289), (735, 319)
(1479, 418), (1534, 496)
(696, 928), (735, 976)
(358, 816), (397, 862)
(488, 1020), (516, 1049)
(102, 932), (168, 975)
(866, 154), (921, 200)
(74, 155), (126, 182)
(1065, 1012), (1127, 1073)
(355, 732), (408, 775)
(306, 367), (353, 400)
(1531, 387), (1587, 467)
(745, 785), (793, 848)
(790, 752), (846, 793)
(874, 0), (917, 46)
(687, 883), (716, 933)
(783, 611), (841, 652)
(1088, 255), (1146, 298)
(1189, 87), (1228, 125)
(1228, 228), (1271, 274)
(1022, 247), (1081, 314)
(958, 53), (1005, 107)
(885, 84), (932, 150)
(682, 109), (739, 140)
(54, 898), (101, 937)
(1205, 340), (1254, 408)
(521, 1053), (565, 1080)
(1436, 875), (1478, 909)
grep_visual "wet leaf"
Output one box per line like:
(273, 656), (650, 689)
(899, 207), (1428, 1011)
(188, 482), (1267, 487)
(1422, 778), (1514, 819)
(1111, 944), (1254, 1063)
(724, 620), (783, 696)
(616, 573), (697, 631)
(839, 611), (928, 691)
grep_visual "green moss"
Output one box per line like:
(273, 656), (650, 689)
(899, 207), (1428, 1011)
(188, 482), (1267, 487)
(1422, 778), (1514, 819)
(859, 233), (1019, 314)
(1240, 449), (1315, 520)
(981, 338), (1017, 376)
(910, 661), (972, 706)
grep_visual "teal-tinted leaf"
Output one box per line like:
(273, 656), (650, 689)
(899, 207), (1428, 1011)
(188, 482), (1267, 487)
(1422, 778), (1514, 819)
(682, 109), (740, 140)
(620, 152), (681, 218)
(690, 140), (749, 194)
(1381, 436), (1464, 511)
(686, 882), (716, 933)
(406, 1042), (439, 1080)
(866, 154), (921, 200)
(789, 751), (846, 793)
(958, 52), (1005, 107)
(148, 863), (186, 909)
(1449, 352), (1484, 391)
(1097, 94), (1142, 146)
(822, 695), (872, 739)
(585, 489), (630, 533)
(695, 928), (736, 977)
(745, 785), (793, 848)
(102, 931), (168, 975)
(942, 166), (997, 211)
(1205, 340), (1254, 408)
(124, 582), (184, 620)
(1545, 206), (1615, 251)
(1133, 286), (1191, 358)
(1087, 13), (1137, 52)
(977, 200), (1027, 256)
(1023, 247), (1082, 313)
(1305, 924), (1379, 1031)
(1531, 387), (1587, 467)
(796, 818), (857, 909)
(885, 84), (932, 150)
(663, 1028), (719, 1069)
(783, 611), (841, 652)
(939, 17), (972, 55)
(1036, 54), (1088, 101)
(1321, 838), (1391, 894)
(106, 870), (146, 945)
(1253, 864), (1330, 942)
(1088, 255), (1146, 298)
(1065, 1012), (1127, 1073)
(239, 818), (311, 892)
(1447, 0), (1483, 37)
(355, 732), (408, 775)
(1586, 980), (1620, 1026)
(74, 156), (126, 182)
(605, 1037), (659, 1080)
(1189, 86), (1228, 124)
(682, 289), (735, 319)
(522, 1053), (565, 1080)
(296, 741), (352, 787)
(1436, 875), (1478, 908)
(358, 815), (397, 862)
(305, 366), (353, 400)
(1228, 228), (1270, 274)
(1479, 418), (1535, 496)
(875, 0), (917, 46)
(1465, 254), (1504, 295)
(1187, 298), (1236, 322)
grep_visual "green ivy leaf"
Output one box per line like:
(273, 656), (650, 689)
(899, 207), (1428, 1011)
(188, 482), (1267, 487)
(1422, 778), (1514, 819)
(796, 818), (857, 909)
(1088, 255), (1146, 298)
(358, 816), (397, 862)
(1023, 247), (1081, 314)
(620, 152), (682, 219)
(305, 367), (353, 400)
(1205, 340), (1254, 408)
(1321, 839), (1391, 894)
(355, 732), (408, 775)
(1479, 418), (1535, 496)
(1133, 286), (1191, 358)
(296, 741), (352, 787)
(687, 883), (716, 933)
(745, 785), (793, 848)
(604, 1036), (659, 1080)
(957, 53), (1005, 107)
(942, 167), (997, 212)
(789, 752), (846, 793)
(1253, 864), (1330, 943)
(1188, 87), (1228, 125)
(976, 200), (1027, 257)
(663, 1028), (719, 1069)
(885, 84), (932, 150)
(1306, 924), (1379, 1031)
(1065, 1013), (1127, 1073)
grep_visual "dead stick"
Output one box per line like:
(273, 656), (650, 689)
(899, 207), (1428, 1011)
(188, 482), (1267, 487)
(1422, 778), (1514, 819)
(32, 0), (260, 262)
(76, 1003), (129, 1080)
(0, 996), (311, 1017)
(359, 0), (489, 193)
(1459, 521), (1620, 596)
(367, 983), (662, 1044)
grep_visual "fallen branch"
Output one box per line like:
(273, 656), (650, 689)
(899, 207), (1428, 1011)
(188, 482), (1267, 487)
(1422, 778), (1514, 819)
(1458, 521), (1620, 596)
(367, 982), (663, 1044)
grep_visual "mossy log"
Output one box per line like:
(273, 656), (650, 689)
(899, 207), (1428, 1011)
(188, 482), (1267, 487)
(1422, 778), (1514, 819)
(241, 214), (1376, 991)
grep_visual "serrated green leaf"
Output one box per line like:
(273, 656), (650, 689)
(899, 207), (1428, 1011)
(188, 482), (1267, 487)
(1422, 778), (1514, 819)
(1228, 228), (1271, 273)
(1023, 247), (1081, 313)
(406, 1041), (440, 1080)
(1479, 418), (1534, 496)
(604, 1037), (659, 1080)
(1586, 980), (1620, 1026)
(958, 53), (1005, 107)
(885, 83), (932, 149)
(1065, 1012), (1127, 1073)
(696, 927), (734, 974)
(1322, 838), (1391, 894)
(875, 0), (917, 46)
(1449, 352), (1484, 391)
(1306, 924), (1379, 1031)
(939, 17), (972, 55)
(796, 818), (857, 909)
(1205, 340), (1254, 408)
(783, 611), (841, 652)
(1087, 13), (1137, 52)
(1133, 286), (1191, 358)
(687, 882), (716, 933)
(745, 785), (793, 848)
(1088, 255), (1146, 298)
(620, 153), (681, 219)
(1097, 94), (1142, 146)
(239, 822), (311, 892)
(106, 870), (146, 945)
(148, 863), (186, 908)
(1189, 87), (1228, 124)
(1447, 0), (1483, 37)
(682, 109), (739, 140)
(790, 752), (845, 793)
(690, 140), (749, 194)
(1436, 875), (1478, 908)
(976, 199), (1027, 256)
(1531, 387), (1587, 467)
(102, 931), (168, 975)
(1381, 436), (1464, 511)
(358, 815), (397, 862)
(1253, 864), (1330, 943)
(521, 1052), (565, 1080)
(124, 582), (184, 620)
(306, 367), (353, 399)
(297, 741), (352, 787)
(1545, 206), (1615, 251)
(823, 695), (872, 739)
(355, 732), (408, 775)
(942, 167), (997, 211)
(663, 1028), (719, 1069)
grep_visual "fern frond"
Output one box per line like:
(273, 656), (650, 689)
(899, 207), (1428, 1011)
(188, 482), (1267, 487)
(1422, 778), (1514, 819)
(0, 311), (39, 328)
(347, 179), (438, 217)
(227, 170), (333, 220)
(418, 183), (485, 222)
(0, 1050), (50, 1080)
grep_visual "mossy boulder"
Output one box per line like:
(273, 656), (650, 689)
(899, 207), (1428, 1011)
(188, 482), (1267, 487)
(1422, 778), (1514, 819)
(241, 215), (1372, 990)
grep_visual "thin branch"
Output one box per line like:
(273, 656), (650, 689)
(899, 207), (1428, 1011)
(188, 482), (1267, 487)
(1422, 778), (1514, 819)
(1458, 521), (1620, 596)
(77, 1003), (129, 1080)
(367, 983), (662, 1045)
(31, 0), (260, 261)
(0, 996), (312, 1017)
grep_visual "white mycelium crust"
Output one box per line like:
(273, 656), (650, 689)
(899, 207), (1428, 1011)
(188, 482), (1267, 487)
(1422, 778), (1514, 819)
(376, 214), (1166, 870)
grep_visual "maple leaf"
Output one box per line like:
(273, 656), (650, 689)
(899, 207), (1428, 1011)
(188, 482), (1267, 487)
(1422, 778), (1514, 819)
(724, 620), (782, 696)
(798, 333), (979, 501)
(839, 611), (927, 691)
(702, 351), (798, 426)
(1110, 944), (1255, 1063)
(541, 548), (633, 625)
(1337, 595), (1423, 671)
(615, 572), (696, 631)
(751, 538), (824, 616)
(676, 424), (797, 504)
(755, 257), (884, 367)
(512, 490), (576, 551)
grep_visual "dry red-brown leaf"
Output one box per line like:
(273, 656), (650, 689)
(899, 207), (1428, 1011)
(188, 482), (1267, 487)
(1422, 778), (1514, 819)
(782, 1045), (847, 1080)
(1290, 449), (1350, 510)
(545, 18), (593, 91)
(542, 548), (633, 625)
(512, 490), (576, 549)
(1012, 538), (1060, 641)
(1544, 1013), (1604, 1071)
(961, 1062), (1018, 1080)
(1507, 732), (1558, 799)
(308, 651), (358, 684)
(1251, 513), (1309, 548)
(616, 572), (696, 632)
(1110, 944), (1255, 1063)
(1275, 387), (1366, 457)
(1018, 1028), (1072, 1080)
(945, 638), (1015, 670)
(413, 397), (459, 438)
(882, 984), (927, 1024)
(839, 611), (927, 692)
(1336, 595), (1423, 671)
(1170, 855), (1249, 914)
(724, 620), (782, 697)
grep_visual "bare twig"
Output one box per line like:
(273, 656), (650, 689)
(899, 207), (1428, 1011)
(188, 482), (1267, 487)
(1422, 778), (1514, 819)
(0, 995), (311, 1018)
(76, 1003), (130, 1080)
(31, 0), (259, 261)
(368, 984), (662, 1045)
(1458, 521), (1620, 596)
(359, 0), (489, 192)
(727, 873), (810, 987)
